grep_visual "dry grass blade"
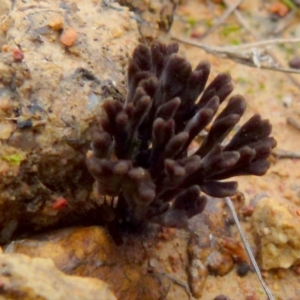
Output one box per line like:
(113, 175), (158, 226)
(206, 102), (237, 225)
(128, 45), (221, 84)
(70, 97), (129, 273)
(225, 197), (275, 300)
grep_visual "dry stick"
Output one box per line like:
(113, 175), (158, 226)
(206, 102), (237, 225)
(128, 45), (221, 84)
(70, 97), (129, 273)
(199, 0), (244, 39)
(225, 197), (275, 300)
(171, 35), (300, 75)
(173, 35), (300, 52)
(220, 37), (300, 50)
(287, 117), (300, 131)
(273, 149), (300, 159)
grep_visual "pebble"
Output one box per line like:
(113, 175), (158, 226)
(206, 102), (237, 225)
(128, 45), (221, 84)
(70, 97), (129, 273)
(289, 56), (300, 69)
(60, 27), (78, 47)
(236, 261), (250, 277)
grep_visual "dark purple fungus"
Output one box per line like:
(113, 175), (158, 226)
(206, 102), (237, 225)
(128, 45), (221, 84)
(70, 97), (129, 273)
(86, 41), (276, 229)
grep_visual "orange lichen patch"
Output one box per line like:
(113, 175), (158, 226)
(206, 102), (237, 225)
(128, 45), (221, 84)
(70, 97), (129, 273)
(49, 16), (64, 31)
(269, 2), (289, 17)
(296, 209), (300, 217)
(60, 27), (78, 47)
(2, 44), (9, 52)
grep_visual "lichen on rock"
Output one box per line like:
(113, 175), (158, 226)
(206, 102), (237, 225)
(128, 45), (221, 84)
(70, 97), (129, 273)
(0, 0), (140, 237)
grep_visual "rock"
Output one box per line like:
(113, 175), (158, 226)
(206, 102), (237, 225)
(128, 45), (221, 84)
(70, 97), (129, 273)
(251, 197), (300, 270)
(4, 226), (174, 300)
(0, 0), (140, 239)
(0, 252), (117, 300)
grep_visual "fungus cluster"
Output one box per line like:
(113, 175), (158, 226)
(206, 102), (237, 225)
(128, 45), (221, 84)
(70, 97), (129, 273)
(86, 41), (276, 228)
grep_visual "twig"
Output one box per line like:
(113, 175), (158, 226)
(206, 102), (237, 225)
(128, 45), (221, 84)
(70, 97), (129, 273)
(273, 149), (300, 159)
(225, 197), (275, 300)
(200, 0), (244, 39)
(221, 37), (300, 50)
(171, 35), (300, 75)
(287, 117), (300, 131)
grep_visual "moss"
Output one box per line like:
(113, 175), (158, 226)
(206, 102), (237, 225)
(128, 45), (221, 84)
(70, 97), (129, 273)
(2, 153), (26, 166)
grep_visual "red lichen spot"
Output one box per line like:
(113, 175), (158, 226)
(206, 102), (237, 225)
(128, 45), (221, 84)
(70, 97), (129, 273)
(52, 197), (68, 210)
(12, 49), (24, 62)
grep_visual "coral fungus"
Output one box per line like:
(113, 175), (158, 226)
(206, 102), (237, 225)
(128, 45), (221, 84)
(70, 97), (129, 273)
(86, 41), (276, 228)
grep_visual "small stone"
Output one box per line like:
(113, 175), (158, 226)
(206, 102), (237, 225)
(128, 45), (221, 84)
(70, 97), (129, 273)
(206, 251), (234, 276)
(60, 27), (78, 47)
(252, 197), (300, 270)
(289, 56), (300, 69)
(236, 261), (250, 277)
